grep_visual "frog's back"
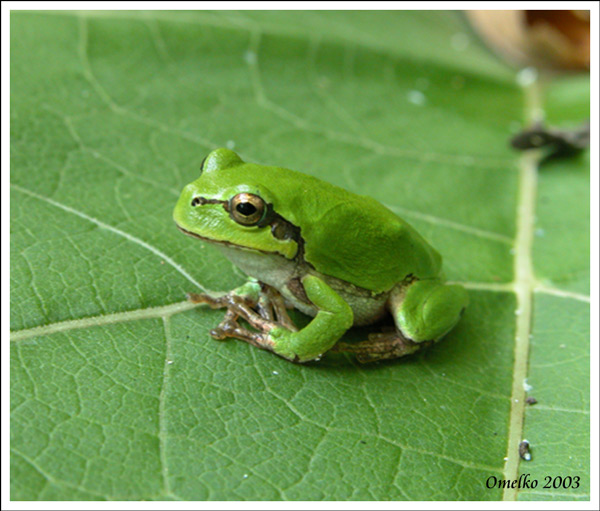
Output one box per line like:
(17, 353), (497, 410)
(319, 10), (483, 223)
(259, 165), (443, 294)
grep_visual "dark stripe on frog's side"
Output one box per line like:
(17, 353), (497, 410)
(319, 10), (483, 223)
(258, 203), (306, 261)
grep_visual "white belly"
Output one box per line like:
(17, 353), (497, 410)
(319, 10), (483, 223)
(216, 244), (390, 326)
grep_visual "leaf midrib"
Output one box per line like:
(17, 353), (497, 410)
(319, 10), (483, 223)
(501, 77), (541, 501)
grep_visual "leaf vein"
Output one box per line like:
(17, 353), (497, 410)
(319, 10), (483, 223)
(158, 317), (173, 496)
(245, 28), (515, 169)
(10, 184), (208, 294)
(502, 79), (541, 501)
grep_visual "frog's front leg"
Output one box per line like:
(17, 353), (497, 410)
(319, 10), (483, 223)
(187, 279), (279, 340)
(259, 284), (298, 331)
(188, 276), (353, 362)
(268, 275), (354, 362)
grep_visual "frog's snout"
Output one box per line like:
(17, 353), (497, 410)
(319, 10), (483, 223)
(173, 184), (196, 226)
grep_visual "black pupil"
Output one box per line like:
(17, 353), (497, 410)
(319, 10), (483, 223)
(236, 202), (257, 216)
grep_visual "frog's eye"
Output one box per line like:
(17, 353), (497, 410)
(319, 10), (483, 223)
(229, 193), (266, 226)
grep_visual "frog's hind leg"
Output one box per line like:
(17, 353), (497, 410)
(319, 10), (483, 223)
(331, 330), (427, 363)
(332, 279), (468, 363)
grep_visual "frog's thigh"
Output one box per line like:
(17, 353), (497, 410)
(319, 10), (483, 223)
(391, 280), (468, 343)
(269, 275), (354, 362)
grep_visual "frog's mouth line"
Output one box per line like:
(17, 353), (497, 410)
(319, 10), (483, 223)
(175, 223), (296, 258)
(176, 223), (238, 246)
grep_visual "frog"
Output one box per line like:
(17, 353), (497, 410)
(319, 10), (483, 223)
(173, 148), (468, 363)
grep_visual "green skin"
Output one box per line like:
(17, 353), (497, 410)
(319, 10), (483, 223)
(173, 148), (468, 363)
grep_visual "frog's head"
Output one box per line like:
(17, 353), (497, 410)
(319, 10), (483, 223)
(173, 148), (300, 259)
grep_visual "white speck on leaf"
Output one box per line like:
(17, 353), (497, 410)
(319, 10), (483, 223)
(523, 379), (533, 392)
(243, 474), (249, 479)
(516, 67), (538, 87)
(407, 90), (426, 106)
(244, 50), (257, 65)
(450, 32), (470, 51)
(272, 370), (279, 375)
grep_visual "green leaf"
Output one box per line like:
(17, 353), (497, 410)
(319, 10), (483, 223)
(10, 11), (589, 501)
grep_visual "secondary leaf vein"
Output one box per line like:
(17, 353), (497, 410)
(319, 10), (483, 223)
(10, 184), (208, 294)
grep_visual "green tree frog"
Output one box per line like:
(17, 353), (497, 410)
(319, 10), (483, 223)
(173, 148), (468, 363)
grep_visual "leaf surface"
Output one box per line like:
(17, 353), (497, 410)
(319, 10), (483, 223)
(10, 11), (589, 500)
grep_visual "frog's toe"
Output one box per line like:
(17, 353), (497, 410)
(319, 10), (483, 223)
(209, 310), (240, 340)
